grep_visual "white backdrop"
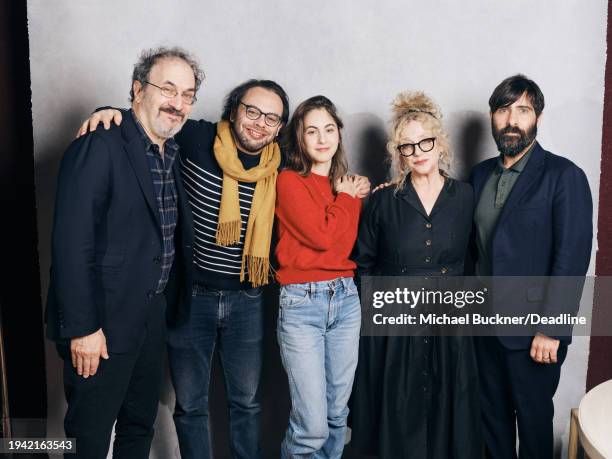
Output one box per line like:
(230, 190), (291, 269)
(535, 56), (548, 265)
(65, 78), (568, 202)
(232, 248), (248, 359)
(27, 1), (607, 457)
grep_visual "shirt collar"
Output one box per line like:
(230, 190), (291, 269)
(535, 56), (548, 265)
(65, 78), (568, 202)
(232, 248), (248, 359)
(129, 109), (179, 154)
(495, 141), (535, 174)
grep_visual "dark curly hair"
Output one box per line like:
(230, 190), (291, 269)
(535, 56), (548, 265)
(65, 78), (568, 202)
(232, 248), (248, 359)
(221, 79), (290, 126)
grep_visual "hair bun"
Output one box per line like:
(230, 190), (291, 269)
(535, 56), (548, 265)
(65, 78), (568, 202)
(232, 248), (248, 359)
(391, 91), (442, 120)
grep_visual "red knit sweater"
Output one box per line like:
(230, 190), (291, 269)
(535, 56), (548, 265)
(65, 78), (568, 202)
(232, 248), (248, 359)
(274, 170), (362, 285)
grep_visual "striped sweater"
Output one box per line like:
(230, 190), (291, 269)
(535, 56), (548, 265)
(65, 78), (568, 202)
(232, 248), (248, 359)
(176, 118), (261, 290)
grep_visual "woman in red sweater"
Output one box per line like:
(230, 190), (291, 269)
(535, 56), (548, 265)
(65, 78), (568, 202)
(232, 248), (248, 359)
(275, 95), (368, 458)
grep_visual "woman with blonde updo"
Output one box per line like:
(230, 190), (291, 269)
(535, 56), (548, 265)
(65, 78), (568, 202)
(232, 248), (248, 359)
(348, 92), (482, 458)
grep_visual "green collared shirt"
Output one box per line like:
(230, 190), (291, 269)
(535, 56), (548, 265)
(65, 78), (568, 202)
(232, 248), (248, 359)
(474, 144), (535, 276)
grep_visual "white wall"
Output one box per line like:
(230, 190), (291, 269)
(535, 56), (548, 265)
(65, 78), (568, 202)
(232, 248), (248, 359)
(27, 1), (607, 457)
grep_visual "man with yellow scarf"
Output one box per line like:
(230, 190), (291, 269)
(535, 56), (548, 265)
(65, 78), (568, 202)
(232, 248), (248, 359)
(79, 79), (289, 459)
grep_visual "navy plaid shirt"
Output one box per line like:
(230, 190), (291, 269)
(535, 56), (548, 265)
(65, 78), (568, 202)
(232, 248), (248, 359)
(130, 110), (179, 293)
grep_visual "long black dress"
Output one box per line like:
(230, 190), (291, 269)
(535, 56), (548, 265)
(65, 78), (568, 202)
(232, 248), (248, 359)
(348, 177), (482, 459)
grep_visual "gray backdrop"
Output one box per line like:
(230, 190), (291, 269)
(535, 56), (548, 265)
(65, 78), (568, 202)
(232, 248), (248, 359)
(27, 1), (606, 457)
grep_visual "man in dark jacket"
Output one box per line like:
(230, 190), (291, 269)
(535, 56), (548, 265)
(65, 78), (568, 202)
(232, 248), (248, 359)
(470, 75), (593, 459)
(46, 47), (201, 459)
(82, 79), (290, 459)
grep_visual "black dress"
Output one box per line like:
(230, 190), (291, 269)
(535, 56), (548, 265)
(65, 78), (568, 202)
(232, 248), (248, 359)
(348, 177), (482, 459)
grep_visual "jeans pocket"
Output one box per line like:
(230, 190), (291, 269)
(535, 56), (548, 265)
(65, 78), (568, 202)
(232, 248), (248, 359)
(241, 287), (263, 299)
(345, 278), (358, 296)
(280, 284), (309, 308)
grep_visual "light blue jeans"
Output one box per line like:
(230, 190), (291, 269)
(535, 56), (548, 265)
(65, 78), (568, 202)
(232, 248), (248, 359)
(277, 277), (361, 459)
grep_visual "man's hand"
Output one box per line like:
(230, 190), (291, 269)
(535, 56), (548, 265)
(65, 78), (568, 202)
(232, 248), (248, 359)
(76, 109), (123, 138)
(354, 175), (371, 199)
(530, 333), (560, 364)
(70, 328), (109, 378)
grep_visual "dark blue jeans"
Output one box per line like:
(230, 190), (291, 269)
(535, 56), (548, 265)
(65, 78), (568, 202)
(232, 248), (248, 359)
(167, 284), (264, 459)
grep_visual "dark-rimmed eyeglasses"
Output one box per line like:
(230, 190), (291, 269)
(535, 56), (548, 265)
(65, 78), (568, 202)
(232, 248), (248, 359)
(397, 137), (436, 157)
(239, 102), (282, 127)
(144, 81), (197, 105)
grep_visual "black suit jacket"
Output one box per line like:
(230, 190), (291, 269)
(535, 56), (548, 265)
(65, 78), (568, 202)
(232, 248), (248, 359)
(46, 113), (193, 353)
(469, 142), (593, 349)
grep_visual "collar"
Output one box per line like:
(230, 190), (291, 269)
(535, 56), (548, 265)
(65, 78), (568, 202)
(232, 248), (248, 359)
(129, 109), (179, 153)
(495, 141), (535, 174)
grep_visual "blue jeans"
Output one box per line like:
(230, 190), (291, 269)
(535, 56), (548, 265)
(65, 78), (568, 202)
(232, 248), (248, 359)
(277, 277), (361, 459)
(167, 284), (264, 459)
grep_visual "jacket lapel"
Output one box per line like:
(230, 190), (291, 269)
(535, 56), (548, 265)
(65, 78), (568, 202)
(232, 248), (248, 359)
(173, 156), (194, 243)
(494, 142), (545, 230)
(398, 176), (454, 219)
(122, 116), (162, 229)
(429, 178), (455, 219)
(398, 180), (429, 219)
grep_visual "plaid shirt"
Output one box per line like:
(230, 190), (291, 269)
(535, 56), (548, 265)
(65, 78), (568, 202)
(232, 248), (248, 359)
(130, 110), (179, 293)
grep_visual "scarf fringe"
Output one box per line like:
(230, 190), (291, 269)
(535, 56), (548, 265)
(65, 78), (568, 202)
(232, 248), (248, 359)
(216, 220), (241, 246)
(241, 255), (270, 287)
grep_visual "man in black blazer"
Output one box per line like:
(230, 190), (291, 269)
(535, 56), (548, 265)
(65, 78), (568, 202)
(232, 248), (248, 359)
(470, 75), (593, 459)
(46, 47), (201, 458)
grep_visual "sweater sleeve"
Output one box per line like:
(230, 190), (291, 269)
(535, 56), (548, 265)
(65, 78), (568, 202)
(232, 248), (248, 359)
(276, 171), (361, 251)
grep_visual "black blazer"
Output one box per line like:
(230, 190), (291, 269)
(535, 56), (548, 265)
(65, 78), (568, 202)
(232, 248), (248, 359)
(354, 177), (474, 277)
(469, 142), (592, 349)
(46, 114), (193, 353)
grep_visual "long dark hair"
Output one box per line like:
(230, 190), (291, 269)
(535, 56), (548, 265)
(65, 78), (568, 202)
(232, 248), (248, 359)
(284, 95), (348, 190)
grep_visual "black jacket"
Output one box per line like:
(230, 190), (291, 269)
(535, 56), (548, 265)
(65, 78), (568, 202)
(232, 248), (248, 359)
(354, 177), (474, 278)
(46, 114), (193, 352)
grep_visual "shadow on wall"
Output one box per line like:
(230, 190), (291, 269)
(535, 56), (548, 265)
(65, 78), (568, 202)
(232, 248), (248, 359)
(343, 110), (492, 187)
(449, 110), (492, 180)
(344, 113), (390, 187)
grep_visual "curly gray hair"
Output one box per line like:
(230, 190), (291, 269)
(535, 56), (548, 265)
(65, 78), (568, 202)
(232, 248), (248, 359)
(129, 46), (205, 102)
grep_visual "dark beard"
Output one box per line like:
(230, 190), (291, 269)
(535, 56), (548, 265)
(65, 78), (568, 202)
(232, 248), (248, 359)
(492, 123), (537, 157)
(231, 121), (271, 154)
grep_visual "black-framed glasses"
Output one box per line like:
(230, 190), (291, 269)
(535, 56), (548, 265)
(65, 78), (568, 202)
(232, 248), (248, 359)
(239, 102), (282, 127)
(397, 137), (436, 157)
(144, 81), (197, 105)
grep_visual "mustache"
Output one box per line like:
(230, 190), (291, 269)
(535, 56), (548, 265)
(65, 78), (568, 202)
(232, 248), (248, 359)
(159, 107), (185, 119)
(499, 126), (524, 136)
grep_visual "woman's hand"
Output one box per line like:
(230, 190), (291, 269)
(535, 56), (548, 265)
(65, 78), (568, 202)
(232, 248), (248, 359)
(76, 109), (123, 138)
(335, 175), (359, 198)
(353, 175), (371, 198)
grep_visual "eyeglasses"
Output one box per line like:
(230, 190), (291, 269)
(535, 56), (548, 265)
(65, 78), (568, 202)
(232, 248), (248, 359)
(239, 102), (282, 127)
(397, 137), (436, 157)
(144, 81), (197, 105)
